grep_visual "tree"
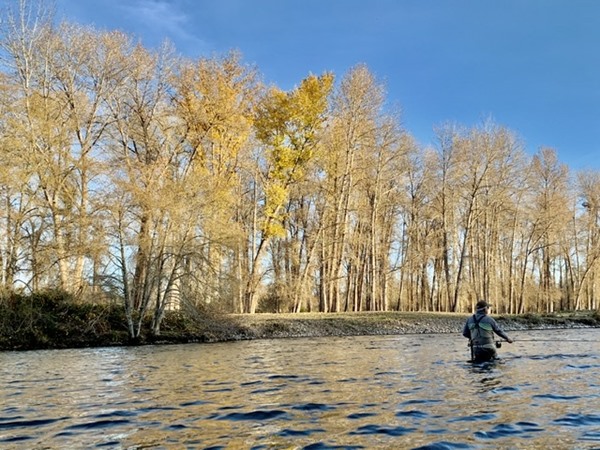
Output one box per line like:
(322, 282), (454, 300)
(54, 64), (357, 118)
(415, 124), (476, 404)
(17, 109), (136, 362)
(0, 1), (115, 294)
(525, 148), (571, 312)
(575, 171), (600, 310)
(103, 40), (186, 337)
(463, 125), (525, 313)
(246, 73), (333, 313)
(430, 124), (466, 311)
(317, 65), (383, 312)
(172, 52), (259, 313)
(430, 122), (526, 313)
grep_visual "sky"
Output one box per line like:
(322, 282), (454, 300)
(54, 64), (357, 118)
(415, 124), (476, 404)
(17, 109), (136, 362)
(54, 0), (600, 171)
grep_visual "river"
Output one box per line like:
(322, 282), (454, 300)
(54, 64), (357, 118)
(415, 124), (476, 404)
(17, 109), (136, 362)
(1, 328), (599, 449)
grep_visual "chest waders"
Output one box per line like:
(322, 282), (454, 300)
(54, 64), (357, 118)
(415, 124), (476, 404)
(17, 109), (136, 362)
(469, 314), (497, 362)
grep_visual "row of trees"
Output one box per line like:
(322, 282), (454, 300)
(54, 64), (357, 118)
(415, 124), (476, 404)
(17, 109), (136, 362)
(1, 1), (598, 337)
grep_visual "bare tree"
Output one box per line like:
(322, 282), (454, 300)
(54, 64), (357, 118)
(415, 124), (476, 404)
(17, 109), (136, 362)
(524, 148), (571, 312)
(570, 171), (600, 310)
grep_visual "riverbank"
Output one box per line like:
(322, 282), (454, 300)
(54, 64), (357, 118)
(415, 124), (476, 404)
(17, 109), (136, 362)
(221, 310), (600, 341)
(1, 292), (599, 351)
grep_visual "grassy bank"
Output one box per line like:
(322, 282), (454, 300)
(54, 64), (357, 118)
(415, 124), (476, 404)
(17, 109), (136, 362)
(1, 291), (599, 351)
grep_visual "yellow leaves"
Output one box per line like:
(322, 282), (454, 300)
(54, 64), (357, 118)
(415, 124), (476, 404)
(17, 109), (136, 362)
(255, 72), (333, 178)
(265, 183), (287, 214)
(174, 52), (256, 157)
(254, 73), (333, 150)
(291, 72), (334, 127)
(253, 72), (334, 238)
(262, 219), (285, 238)
(253, 87), (288, 146)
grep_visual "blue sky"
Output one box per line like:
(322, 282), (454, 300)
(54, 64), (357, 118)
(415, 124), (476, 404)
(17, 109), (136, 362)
(55, 0), (600, 171)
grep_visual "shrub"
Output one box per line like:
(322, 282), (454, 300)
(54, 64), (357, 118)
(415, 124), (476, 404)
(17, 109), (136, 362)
(0, 290), (130, 350)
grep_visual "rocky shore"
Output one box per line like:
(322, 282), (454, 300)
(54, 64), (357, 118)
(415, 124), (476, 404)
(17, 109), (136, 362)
(222, 311), (600, 342)
(2, 299), (599, 351)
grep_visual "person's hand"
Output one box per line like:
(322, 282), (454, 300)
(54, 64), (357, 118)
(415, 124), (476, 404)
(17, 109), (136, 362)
(507, 338), (513, 344)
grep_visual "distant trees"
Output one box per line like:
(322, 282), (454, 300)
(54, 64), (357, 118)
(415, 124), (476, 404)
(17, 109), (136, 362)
(0, 0), (597, 338)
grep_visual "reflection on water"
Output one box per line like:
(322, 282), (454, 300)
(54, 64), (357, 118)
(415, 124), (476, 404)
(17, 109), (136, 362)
(0, 328), (599, 449)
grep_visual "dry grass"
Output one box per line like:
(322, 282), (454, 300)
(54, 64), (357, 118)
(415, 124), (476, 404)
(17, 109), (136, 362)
(224, 310), (600, 341)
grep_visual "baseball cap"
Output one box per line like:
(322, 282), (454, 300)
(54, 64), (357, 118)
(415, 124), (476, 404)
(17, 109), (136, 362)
(476, 300), (490, 309)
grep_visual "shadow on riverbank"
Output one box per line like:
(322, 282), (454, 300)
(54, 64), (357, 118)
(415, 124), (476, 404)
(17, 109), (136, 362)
(1, 291), (599, 351)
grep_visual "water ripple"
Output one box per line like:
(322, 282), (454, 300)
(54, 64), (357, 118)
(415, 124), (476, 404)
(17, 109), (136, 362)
(269, 374), (301, 380)
(303, 443), (365, 449)
(450, 413), (496, 422)
(553, 413), (600, 426)
(278, 427), (325, 436)
(94, 410), (137, 418)
(396, 409), (429, 418)
(179, 399), (209, 407)
(347, 412), (377, 419)
(580, 430), (600, 441)
(213, 409), (288, 421)
(401, 399), (442, 406)
(0, 417), (67, 429)
(0, 435), (32, 443)
(411, 441), (474, 449)
(292, 403), (336, 412)
(566, 364), (600, 369)
(490, 386), (519, 394)
(474, 422), (544, 439)
(533, 393), (580, 400)
(529, 353), (591, 360)
(250, 387), (282, 394)
(64, 419), (131, 430)
(240, 380), (263, 386)
(349, 424), (416, 436)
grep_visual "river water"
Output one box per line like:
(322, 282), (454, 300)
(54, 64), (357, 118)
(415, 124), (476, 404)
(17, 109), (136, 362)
(1, 328), (599, 449)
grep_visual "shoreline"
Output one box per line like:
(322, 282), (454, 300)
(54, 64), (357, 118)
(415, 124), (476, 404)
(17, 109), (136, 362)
(152, 310), (600, 346)
(2, 310), (599, 352)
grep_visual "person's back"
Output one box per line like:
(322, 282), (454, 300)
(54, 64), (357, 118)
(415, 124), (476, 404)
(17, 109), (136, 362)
(463, 300), (513, 362)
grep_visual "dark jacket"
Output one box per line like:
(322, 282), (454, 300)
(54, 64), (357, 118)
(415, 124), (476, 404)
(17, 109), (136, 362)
(462, 308), (510, 350)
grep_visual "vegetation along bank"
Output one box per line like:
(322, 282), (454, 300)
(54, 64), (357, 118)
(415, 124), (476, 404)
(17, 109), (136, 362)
(1, 291), (599, 352)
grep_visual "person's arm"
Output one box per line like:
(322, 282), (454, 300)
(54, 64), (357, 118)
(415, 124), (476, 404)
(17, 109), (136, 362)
(462, 320), (471, 338)
(490, 318), (513, 343)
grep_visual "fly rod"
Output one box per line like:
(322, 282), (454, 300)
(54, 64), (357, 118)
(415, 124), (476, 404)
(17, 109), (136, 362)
(512, 338), (598, 342)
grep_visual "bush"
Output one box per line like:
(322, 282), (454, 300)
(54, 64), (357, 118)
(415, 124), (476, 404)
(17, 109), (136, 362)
(0, 290), (129, 350)
(0, 289), (249, 350)
(521, 313), (542, 325)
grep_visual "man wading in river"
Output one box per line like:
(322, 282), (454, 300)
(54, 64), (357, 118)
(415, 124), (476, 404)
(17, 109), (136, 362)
(463, 300), (513, 362)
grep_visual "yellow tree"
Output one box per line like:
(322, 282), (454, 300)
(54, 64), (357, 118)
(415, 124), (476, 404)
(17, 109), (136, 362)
(247, 73), (333, 313)
(0, 71), (33, 289)
(395, 148), (436, 312)
(1, 2), (99, 293)
(42, 23), (129, 294)
(0, 0), (126, 294)
(172, 52), (259, 312)
(0, 0), (59, 291)
(103, 40), (187, 337)
(459, 124), (526, 313)
(429, 126), (459, 311)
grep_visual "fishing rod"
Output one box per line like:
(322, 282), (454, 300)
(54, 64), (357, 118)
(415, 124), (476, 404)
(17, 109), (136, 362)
(515, 339), (598, 342)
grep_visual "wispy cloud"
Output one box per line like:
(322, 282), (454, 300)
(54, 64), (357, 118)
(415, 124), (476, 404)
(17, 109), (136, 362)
(119, 0), (212, 55)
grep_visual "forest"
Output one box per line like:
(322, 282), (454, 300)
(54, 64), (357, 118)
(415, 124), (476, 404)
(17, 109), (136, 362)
(1, 1), (599, 340)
